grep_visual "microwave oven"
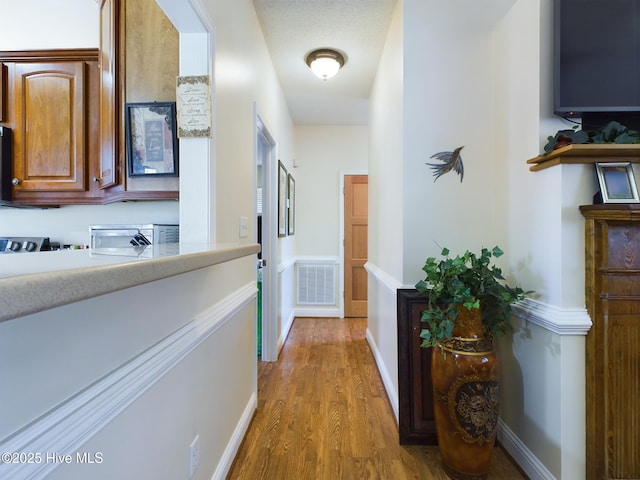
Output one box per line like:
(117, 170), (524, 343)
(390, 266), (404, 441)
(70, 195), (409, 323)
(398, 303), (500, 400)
(89, 224), (179, 249)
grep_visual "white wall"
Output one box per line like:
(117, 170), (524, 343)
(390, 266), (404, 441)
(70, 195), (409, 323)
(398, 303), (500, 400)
(292, 126), (368, 317)
(403, 1), (513, 281)
(293, 125), (369, 257)
(0, 202), (179, 245)
(369, 0), (591, 478)
(0, 0), (99, 50)
(0, 1), (297, 479)
(367, 0), (404, 410)
(493, 1), (589, 478)
(0, 0), (180, 245)
(205, 0), (294, 246)
(195, 0), (297, 361)
(0, 256), (257, 480)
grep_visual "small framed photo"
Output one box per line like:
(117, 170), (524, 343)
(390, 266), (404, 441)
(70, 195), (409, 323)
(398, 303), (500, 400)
(125, 102), (178, 176)
(278, 160), (288, 237)
(595, 162), (640, 203)
(287, 173), (295, 235)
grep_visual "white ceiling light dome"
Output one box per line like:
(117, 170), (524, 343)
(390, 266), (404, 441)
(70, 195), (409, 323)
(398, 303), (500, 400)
(305, 48), (346, 80)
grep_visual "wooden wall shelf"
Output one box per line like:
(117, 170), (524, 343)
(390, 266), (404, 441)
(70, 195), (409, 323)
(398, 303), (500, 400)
(527, 144), (640, 171)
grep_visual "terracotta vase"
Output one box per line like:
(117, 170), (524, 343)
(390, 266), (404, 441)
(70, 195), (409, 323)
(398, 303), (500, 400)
(431, 305), (500, 480)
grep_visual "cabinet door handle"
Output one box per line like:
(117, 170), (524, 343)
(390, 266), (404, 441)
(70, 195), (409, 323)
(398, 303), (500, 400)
(11, 178), (20, 185)
(93, 177), (102, 183)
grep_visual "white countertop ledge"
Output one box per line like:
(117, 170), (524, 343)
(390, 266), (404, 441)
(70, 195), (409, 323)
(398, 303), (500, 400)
(0, 243), (260, 323)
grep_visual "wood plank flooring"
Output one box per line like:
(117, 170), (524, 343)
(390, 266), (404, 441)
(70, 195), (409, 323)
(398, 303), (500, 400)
(227, 317), (526, 480)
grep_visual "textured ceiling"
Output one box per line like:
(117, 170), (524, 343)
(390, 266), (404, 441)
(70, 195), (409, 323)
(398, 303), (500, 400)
(252, 0), (397, 125)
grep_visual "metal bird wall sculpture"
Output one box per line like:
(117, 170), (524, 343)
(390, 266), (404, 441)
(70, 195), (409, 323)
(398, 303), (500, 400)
(426, 146), (464, 182)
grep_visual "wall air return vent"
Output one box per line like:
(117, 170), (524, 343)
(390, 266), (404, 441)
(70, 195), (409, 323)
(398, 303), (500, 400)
(296, 263), (337, 306)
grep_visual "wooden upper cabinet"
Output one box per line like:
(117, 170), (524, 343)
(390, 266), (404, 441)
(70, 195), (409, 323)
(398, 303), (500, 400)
(12, 61), (87, 192)
(99, 0), (179, 201)
(0, 0), (178, 205)
(0, 50), (101, 205)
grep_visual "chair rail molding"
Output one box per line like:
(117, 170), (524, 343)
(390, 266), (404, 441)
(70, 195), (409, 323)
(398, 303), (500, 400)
(364, 261), (402, 295)
(511, 298), (592, 335)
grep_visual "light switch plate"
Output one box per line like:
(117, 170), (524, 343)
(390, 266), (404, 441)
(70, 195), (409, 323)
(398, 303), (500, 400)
(239, 216), (249, 238)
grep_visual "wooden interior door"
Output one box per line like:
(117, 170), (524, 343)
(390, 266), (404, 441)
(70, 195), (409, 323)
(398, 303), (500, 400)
(344, 175), (368, 317)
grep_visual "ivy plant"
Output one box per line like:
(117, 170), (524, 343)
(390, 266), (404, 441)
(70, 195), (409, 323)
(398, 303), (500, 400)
(415, 246), (531, 348)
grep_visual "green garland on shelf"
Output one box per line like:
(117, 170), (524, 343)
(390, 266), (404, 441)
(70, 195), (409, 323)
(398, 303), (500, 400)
(544, 121), (640, 154)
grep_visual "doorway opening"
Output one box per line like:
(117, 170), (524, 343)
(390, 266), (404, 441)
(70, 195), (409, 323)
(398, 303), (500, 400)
(342, 174), (368, 318)
(255, 111), (278, 361)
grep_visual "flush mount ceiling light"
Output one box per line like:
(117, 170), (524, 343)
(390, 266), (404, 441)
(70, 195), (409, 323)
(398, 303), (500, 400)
(305, 48), (346, 80)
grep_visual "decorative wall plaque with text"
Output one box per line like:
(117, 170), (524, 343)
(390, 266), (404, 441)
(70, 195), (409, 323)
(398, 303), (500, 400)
(176, 75), (212, 138)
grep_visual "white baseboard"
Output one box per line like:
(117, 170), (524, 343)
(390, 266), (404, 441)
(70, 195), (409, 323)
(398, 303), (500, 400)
(212, 392), (257, 480)
(278, 310), (296, 355)
(498, 419), (556, 480)
(294, 307), (340, 318)
(365, 328), (399, 422)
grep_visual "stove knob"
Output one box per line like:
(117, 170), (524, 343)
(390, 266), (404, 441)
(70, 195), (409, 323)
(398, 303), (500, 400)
(9, 241), (22, 252)
(24, 241), (37, 252)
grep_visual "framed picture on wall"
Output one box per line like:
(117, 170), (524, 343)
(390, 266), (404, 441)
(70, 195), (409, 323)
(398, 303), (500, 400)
(278, 160), (288, 237)
(287, 173), (295, 235)
(125, 102), (179, 176)
(595, 162), (640, 203)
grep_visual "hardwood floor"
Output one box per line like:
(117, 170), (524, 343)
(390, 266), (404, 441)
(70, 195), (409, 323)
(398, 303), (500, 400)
(227, 317), (526, 480)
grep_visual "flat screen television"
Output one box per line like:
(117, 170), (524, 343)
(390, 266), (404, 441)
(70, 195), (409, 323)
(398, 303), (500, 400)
(554, 0), (640, 122)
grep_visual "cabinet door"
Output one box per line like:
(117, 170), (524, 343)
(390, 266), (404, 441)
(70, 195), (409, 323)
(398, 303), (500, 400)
(13, 62), (86, 192)
(583, 206), (640, 480)
(98, 0), (119, 189)
(397, 289), (438, 445)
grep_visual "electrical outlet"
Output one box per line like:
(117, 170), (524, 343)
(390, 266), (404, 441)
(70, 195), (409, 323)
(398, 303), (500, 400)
(189, 435), (200, 479)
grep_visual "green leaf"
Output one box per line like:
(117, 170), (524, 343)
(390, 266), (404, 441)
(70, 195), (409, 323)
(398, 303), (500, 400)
(571, 130), (590, 144)
(614, 133), (640, 144)
(415, 279), (429, 293)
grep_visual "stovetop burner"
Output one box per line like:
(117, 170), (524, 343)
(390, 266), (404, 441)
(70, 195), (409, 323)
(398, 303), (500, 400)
(0, 237), (51, 254)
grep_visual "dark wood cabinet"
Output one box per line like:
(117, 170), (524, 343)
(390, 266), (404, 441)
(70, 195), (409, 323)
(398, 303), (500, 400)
(397, 289), (438, 444)
(0, 50), (102, 205)
(581, 204), (640, 480)
(0, 0), (178, 206)
(98, 0), (179, 202)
